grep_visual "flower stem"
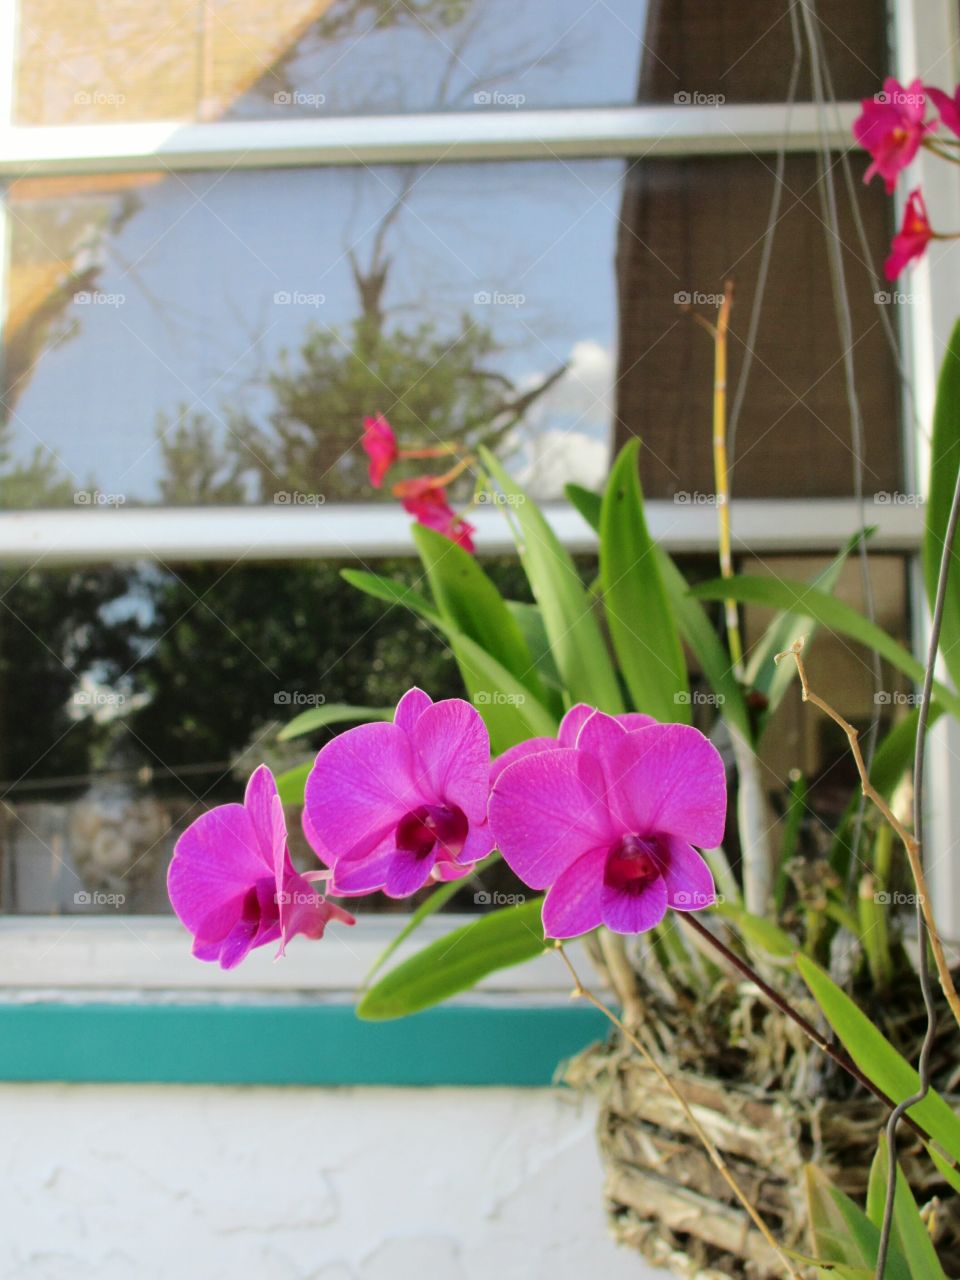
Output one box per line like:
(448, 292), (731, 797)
(555, 941), (802, 1280)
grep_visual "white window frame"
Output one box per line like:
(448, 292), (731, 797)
(0, 0), (953, 993)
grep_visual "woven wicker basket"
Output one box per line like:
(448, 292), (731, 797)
(563, 954), (960, 1279)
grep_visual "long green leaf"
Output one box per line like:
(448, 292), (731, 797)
(867, 1137), (946, 1280)
(278, 703), (394, 742)
(357, 898), (547, 1020)
(412, 523), (546, 703)
(600, 440), (689, 722)
(806, 1165), (911, 1280)
(565, 480), (752, 736)
(343, 567), (557, 752)
(924, 317), (960, 695)
(692, 575), (960, 720)
(797, 955), (960, 1164)
(363, 876), (473, 985)
(565, 481), (602, 533)
(481, 447), (623, 712)
(341, 568), (442, 624)
(746, 528), (874, 725)
(655, 548), (752, 741)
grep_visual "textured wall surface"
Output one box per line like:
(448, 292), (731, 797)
(0, 1084), (661, 1280)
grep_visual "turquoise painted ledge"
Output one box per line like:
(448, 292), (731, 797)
(0, 1002), (609, 1086)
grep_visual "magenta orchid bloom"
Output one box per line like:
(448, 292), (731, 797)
(927, 84), (960, 136)
(168, 764), (354, 969)
(303, 688), (494, 897)
(853, 78), (933, 193)
(488, 709), (726, 939)
(362, 413), (399, 488)
(885, 188), (933, 279)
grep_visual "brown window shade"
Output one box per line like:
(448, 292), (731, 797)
(613, 153), (900, 499)
(635, 0), (887, 104)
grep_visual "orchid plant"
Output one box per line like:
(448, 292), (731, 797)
(162, 78), (960, 1280)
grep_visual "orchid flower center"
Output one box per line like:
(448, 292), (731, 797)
(604, 834), (663, 893)
(396, 804), (468, 861)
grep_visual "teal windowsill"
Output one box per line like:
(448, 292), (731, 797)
(0, 1002), (609, 1086)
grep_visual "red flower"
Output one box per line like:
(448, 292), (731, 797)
(393, 475), (476, 554)
(361, 413), (399, 488)
(853, 78), (933, 193)
(885, 188), (933, 280)
(927, 84), (960, 136)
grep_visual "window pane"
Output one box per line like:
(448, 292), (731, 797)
(0, 555), (543, 915)
(0, 553), (909, 915)
(13, 0), (887, 125)
(2, 155), (898, 508)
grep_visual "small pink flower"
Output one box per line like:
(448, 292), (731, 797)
(488, 708), (726, 938)
(885, 188), (933, 279)
(853, 78), (933, 193)
(927, 84), (960, 136)
(167, 765), (354, 969)
(303, 688), (494, 897)
(394, 475), (477, 554)
(362, 413), (399, 488)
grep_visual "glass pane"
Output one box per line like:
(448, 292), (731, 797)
(13, 0), (887, 125)
(2, 154), (898, 509)
(0, 555), (542, 915)
(0, 553), (908, 915)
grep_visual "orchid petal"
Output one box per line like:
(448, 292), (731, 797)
(489, 748), (613, 889)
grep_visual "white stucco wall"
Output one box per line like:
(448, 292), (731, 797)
(0, 1084), (662, 1280)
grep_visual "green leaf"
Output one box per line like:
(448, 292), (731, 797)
(412, 523), (546, 703)
(867, 1137), (946, 1280)
(363, 875), (475, 985)
(745, 528), (874, 725)
(712, 901), (794, 958)
(926, 1141), (960, 1196)
(449, 632), (558, 753)
(564, 481), (602, 533)
(343, 566), (558, 753)
(275, 761), (311, 805)
(806, 1165), (911, 1280)
(357, 898), (548, 1020)
(341, 569), (442, 624)
(481, 447), (624, 712)
(775, 771), (806, 910)
(599, 441), (689, 722)
(278, 703), (394, 742)
(924, 317), (960, 695)
(655, 548), (752, 741)
(797, 955), (960, 1165)
(691, 575), (960, 720)
(505, 601), (563, 687)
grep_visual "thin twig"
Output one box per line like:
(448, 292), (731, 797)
(712, 281), (744, 675)
(774, 638), (960, 1036)
(875, 463), (960, 1277)
(554, 942), (802, 1280)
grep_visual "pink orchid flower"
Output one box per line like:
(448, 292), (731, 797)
(168, 764), (354, 969)
(488, 709), (726, 939)
(853, 78), (933, 193)
(926, 84), (960, 136)
(885, 188), (933, 279)
(394, 475), (477, 554)
(362, 413), (399, 488)
(303, 688), (494, 897)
